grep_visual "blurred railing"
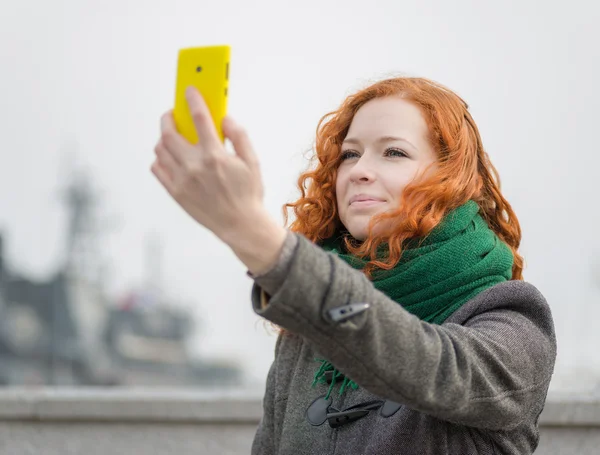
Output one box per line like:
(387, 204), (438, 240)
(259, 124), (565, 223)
(0, 389), (598, 454)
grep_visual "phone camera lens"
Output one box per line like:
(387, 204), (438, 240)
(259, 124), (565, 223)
(196, 66), (202, 72)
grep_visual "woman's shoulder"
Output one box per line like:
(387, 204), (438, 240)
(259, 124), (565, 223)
(482, 280), (547, 304)
(446, 280), (553, 327)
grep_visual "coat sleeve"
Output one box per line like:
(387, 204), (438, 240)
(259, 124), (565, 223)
(251, 333), (282, 455)
(251, 233), (557, 431)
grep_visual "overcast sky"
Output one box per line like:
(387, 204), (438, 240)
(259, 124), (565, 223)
(1, 0), (599, 393)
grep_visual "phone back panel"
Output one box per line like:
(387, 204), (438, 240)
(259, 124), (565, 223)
(174, 45), (230, 144)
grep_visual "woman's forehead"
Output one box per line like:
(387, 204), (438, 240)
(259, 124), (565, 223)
(345, 97), (430, 145)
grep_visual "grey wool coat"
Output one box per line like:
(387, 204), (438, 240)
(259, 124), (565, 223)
(249, 232), (557, 455)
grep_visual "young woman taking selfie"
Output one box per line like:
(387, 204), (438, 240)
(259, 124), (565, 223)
(152, 76), (556, 455)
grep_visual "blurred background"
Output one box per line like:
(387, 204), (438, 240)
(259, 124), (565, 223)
(0, 0), (597, 396)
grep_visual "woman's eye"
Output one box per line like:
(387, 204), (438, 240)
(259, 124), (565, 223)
(340, 150), (360, 160)
(385, 148), (407, 158)
(340, 148), (407, 161)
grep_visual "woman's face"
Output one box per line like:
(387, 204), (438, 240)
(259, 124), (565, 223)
(336, 96), (438, 241)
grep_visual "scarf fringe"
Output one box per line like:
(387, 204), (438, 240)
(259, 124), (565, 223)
(312, 358), (359, 399)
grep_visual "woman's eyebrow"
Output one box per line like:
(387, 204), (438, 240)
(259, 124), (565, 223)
(343, 136), (417, 149)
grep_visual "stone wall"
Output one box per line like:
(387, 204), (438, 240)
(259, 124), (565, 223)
(0, 389), (596, 454)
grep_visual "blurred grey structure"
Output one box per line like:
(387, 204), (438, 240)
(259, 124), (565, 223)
(0, 168), (242, 387)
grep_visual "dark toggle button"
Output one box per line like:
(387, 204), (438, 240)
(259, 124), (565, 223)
(326, 400), (384, 428)
(324, 370), (344, 384)
(306, 396), (332, 426)
(306, 396), (396, 429)
(380, 400), (402, 417)
(327, 409), (370, 428)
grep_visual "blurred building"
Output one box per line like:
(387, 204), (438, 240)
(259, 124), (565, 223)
(0, 170), (242, 387)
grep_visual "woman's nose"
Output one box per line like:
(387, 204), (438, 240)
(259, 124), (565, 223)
(348, 156), (376, 183)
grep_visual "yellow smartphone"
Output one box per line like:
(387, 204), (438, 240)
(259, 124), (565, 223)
(173, 45), (230, 144)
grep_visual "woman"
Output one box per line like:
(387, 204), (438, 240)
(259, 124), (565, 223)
(152, 77), (556, 454)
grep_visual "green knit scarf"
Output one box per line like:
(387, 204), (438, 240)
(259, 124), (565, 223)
(312, 200), (514, 399)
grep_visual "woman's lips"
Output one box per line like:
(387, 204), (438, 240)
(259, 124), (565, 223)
(349, 199), (385, 208)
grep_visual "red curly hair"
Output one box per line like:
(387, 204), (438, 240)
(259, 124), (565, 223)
(283, 77), (523, 280)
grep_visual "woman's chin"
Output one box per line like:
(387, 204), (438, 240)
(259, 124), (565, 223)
(345, 222), (391, 242)
(345, 227), (368, 242)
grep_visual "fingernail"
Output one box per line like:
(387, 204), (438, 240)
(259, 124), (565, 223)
(185, 86), (196, 99)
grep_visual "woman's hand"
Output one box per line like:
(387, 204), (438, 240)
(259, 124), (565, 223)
(151, 86), (288, 275)
(151, 87), (264, 242)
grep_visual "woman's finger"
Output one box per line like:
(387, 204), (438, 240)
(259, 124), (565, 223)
(223, 116), (260, 172)
(160, 111), (190, 164)
(150, 159), (175, 196)
(185, 87), (220, 153)
(154, 139), (179, 176)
